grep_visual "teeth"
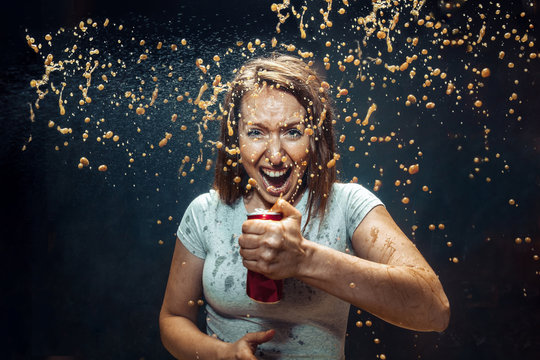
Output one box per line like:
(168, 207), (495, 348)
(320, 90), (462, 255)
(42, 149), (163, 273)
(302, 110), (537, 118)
(261, 168), (288, 178)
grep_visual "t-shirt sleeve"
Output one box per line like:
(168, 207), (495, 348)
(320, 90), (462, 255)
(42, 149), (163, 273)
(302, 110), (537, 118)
(342, 183), (384, 240)
(177, 194), (210, 259)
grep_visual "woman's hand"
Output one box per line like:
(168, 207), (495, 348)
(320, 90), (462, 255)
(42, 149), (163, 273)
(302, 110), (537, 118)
(239, 199), (307, 279)
(223, 329), (275, 360)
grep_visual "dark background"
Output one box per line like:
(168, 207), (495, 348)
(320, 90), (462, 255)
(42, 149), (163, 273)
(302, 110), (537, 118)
(1, 1), (539, 359)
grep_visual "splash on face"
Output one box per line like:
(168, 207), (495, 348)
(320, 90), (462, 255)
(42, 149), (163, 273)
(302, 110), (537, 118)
(239, 87), (310, 209)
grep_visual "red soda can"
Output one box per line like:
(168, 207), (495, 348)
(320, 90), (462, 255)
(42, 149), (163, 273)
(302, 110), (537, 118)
(246, 210), (283, 303)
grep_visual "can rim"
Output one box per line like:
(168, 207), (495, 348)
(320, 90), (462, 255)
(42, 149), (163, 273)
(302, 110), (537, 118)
(247, 211), (283, 216)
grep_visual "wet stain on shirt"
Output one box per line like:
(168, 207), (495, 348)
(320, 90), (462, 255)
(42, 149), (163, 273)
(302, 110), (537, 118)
(213, 255), (226, 277)
(224, 275), (234, 292)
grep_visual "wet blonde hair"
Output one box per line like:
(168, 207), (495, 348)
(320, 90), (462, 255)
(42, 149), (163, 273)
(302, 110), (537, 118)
(214, 53), (337, 226)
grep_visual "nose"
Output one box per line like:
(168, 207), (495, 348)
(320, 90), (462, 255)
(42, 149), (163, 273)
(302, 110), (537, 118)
(266, 135), (283, 166)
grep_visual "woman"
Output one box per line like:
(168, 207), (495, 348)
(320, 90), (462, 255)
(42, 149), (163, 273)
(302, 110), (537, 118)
(159, 54), (450, 359)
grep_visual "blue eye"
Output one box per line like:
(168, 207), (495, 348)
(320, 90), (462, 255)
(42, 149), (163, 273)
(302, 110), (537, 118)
(286, 129), (303, 138)
(247, 129), (263, 138)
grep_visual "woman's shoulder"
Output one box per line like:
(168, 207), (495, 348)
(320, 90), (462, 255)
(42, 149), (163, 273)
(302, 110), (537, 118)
(187, 189), (239, 213)
(331, 182), (371, 197)
(329, 181), (383, 207)
(187, 189), (220, 211)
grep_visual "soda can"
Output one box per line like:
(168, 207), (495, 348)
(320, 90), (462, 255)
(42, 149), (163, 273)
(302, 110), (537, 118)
(246, 210), (284, 303)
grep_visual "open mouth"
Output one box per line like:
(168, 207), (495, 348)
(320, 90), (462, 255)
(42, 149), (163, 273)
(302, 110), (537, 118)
(260, 167), (293, 196)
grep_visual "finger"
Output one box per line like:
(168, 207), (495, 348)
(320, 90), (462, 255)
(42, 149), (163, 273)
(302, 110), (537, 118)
(242, 259), (257, 272)
(243, 259), (272, 276)
(243, 329), (276, 345)
(240, 246), (277, 262)
(242, 219), (267, 235)
(242, 259), (263, 273)
(239, 247), (259, 261)
(238, 234), (260, 249)
(270, 198), (302, 222)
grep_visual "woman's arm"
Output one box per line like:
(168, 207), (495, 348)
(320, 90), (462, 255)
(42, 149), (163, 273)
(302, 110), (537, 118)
(298, 205), (450, 332)
(239, 201), (450, 332)
(159, 238), (274, 360)
(159, 238), (223, 359)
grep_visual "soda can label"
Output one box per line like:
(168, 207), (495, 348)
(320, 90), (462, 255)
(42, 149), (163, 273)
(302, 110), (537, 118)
(246, 211), (283, 303)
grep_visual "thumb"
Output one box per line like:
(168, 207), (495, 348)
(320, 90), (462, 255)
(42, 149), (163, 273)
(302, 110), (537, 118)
(243, 329), (275, 345)
(270, 198), (301, 221)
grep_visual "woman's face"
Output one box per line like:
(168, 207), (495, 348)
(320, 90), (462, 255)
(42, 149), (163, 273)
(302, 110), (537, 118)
(239, 87), (310, 209)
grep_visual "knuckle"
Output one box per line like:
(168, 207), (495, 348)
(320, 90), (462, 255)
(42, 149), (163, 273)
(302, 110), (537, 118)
(265, 235), (283, 250)
(261, 250), (274, 262)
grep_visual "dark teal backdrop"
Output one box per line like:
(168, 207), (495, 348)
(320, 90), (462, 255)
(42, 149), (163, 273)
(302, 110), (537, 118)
(1, 1), (539, 359)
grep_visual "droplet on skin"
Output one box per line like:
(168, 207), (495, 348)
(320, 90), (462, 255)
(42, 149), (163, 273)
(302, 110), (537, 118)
(188, 300), (195, 306)
(349, 282), (356, 288)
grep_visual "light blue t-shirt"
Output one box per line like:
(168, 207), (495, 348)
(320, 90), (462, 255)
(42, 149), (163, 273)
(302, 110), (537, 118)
(177, 183), (383, 359)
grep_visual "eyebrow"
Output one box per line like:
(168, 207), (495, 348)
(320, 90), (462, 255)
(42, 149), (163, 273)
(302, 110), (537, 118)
(243, 119), (306, 129)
